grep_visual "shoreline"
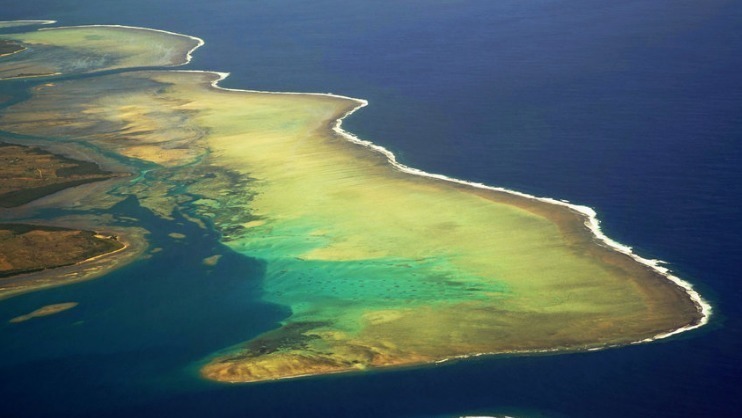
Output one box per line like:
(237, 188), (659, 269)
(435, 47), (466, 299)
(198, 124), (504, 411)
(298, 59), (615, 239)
(0, 224), (147, 301)
(332, 100), (712, 341)
(180, 69), (710, 344)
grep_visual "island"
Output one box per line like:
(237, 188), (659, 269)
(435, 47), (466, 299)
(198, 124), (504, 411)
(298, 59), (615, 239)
(0, 23), (709, 383)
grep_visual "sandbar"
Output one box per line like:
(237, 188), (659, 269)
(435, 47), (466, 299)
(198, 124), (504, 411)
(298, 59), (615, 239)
(9, 302), (77, 323)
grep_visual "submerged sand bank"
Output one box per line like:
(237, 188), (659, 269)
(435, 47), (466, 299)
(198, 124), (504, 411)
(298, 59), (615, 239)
(9, 302), (78, 323)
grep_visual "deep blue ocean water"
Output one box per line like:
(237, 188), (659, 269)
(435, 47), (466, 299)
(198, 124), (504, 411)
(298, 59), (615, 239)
(1, 1), (740, 416)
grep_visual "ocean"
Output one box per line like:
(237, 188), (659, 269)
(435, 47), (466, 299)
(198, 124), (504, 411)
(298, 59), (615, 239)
(0, 0), (740, 416)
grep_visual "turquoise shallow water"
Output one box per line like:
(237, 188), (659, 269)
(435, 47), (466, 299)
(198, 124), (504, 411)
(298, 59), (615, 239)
(1, 1), (741, 416)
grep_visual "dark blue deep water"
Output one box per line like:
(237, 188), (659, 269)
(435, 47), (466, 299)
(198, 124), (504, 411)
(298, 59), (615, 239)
(1, 1), (740, 416)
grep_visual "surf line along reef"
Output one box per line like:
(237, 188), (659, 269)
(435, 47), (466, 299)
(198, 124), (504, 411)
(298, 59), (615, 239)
(0, 22), (709, 383)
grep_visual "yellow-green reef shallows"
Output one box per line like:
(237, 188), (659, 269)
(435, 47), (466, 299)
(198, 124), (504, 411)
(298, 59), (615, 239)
(0, 25), (202, 80)
(0, 25), (707, 383)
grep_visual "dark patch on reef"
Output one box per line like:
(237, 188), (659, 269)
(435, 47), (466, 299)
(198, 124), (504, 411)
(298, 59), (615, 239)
(218, 321), (330, 361)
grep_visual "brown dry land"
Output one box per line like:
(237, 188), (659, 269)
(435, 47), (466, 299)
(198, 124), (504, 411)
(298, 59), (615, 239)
(0, 223), (123, 278)
(0, 143), (138, 299)
(0, 142), (123, 208)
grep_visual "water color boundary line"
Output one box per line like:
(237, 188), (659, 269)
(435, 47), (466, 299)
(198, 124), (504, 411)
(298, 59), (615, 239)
(189, 69), (711, 344)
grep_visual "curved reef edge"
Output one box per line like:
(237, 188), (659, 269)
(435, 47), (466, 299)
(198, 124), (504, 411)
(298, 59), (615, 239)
(194, 69), (709, 383)
(40, 24), (206, 65)
(203, 69), (711, 340)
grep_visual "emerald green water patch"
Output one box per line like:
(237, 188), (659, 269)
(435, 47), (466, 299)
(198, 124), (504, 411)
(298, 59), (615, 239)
(261, 256), (509, 311)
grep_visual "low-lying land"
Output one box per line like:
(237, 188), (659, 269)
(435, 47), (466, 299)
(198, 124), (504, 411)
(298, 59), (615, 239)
(0, 142), (138, 300)
(0, 223), (123, 278)
(0, 142), (123, 208)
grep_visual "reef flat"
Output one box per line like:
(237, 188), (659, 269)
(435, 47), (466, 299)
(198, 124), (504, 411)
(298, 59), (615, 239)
(0, 25), (201, 80)
(0, 24), (707, 383)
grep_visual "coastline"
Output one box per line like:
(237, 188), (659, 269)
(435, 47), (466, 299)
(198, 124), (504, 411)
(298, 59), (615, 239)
(189, 69), (710, 343)
(332, 100), (712, 341)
